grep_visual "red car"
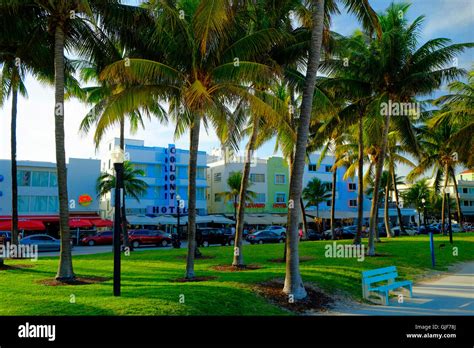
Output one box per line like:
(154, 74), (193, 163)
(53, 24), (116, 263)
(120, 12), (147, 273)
(128, 230), (172, 248)
(81, 231), (113, 246)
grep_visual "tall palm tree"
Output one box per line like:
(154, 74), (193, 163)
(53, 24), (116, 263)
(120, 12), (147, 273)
(99, 1), (281, 279)
(408, 121), (464, 234)
(96, 161), (148, 205)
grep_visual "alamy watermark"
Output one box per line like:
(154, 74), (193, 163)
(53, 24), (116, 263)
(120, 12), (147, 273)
(380, 100), (420, 119)
(0, 242), (38, 261)
(324, 242), (365, 262)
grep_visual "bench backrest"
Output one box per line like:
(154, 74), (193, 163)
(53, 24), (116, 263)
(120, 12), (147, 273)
(362, 266), (398, 285)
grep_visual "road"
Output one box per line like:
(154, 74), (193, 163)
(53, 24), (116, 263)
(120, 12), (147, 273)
(316, 261), (474, 316)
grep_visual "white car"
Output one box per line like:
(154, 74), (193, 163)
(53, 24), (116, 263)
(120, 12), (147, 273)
(266, 226), (286, 236)
(391, 226), (418, 236)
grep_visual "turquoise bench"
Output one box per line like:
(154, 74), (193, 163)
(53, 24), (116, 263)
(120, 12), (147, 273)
(362, 266), (413, 305)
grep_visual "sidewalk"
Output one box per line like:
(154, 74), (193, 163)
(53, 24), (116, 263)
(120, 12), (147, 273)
(318, 261), (474, 316)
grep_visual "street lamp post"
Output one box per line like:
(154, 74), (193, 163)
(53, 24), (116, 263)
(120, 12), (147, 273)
(174, 195), (182, 248)
(111, 147), (124, 296)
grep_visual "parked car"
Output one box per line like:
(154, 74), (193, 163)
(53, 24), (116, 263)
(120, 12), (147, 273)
(81, 231), (113, 246)
(391, 225), (419, 236)
(306, 229), (322, 241)
(20, 234), (61, 252)
(196, 228), (231, 247)
(266, 225), (286, 236)
(0, 231), (11, 243)
(128, 230), (172, 248)
(246, 230), (284, 244)
(418, 225), (440, 234)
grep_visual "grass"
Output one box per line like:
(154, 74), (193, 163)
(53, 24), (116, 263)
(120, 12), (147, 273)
(1, 233), (473, 315)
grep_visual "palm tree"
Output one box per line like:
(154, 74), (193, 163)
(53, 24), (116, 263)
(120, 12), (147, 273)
(99, 1), (281, 279)
(220, 171), (256, 223)
(408, 121), (464, 234)
(96, 161), (148, 207)
(401, 179), (431, 227)
(302, 177), (332, 221)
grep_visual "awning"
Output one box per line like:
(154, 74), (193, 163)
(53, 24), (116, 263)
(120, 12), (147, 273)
(0, 219), (46, 231)
(90, 219), (113, 227)
(69, 218), (93, 228)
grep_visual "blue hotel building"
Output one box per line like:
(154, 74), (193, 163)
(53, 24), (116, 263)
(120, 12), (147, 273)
(101, 139), (208, 218)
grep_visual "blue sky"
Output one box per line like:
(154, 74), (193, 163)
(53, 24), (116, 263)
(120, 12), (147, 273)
(0, 0), (473, 177)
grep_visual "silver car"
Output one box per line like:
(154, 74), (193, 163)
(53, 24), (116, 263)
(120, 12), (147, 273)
(20, 234), (61, 252)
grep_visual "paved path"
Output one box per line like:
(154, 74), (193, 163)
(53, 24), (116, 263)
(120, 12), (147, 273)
(318, 262), (474, 316)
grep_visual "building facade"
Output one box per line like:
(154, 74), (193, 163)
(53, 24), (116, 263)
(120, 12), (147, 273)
(207, 151), (372, 220)
(100, 138), (208, 218)
(0, 158), (100, 217)
(456, 169), (474, 220)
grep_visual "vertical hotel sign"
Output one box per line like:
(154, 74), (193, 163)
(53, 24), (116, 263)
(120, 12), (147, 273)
(165, 144), (176, 210)
(147, 144), (187, 215)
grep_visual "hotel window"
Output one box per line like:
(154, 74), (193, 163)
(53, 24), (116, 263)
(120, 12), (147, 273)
(348, 183), (357, 191)
(215, 193), (222, 202)
(325, 165), (332, 172)
(197, 167), (206, 179)
(31, 196), (48, 212)
(275, 174), (286, 184)
(462, 188), (468, 194)
(275, 193), (286, 203)
(326, 200), (332, 207)
(32, 171), (49, 187)
(17, 170), (31, 186)
(197, 188), (205, 200)
(214, 172), (222, 182)
(47, 196), (59, 212)
(250, 173), (265, 183)
(254, 193), (266, 203)
(326, 182), (333, 191)
(18, 196), (30, 212)
(464, 201), (469, 206)
(349, 199), (357, 207)
(49, 172), (57, 187)
(308, 164), (317, 172)
(154, 187), (162, 199)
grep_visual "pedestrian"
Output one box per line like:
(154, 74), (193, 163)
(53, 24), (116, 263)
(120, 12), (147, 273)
(298, 227), (303, 240)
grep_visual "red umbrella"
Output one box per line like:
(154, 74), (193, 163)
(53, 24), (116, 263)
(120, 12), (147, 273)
(0, 219), (46, 231)
(69, 218), (93, 228)
(91, 219), (113, 227)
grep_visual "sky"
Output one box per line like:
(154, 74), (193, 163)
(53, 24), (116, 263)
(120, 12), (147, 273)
(0, 0), (473, 176)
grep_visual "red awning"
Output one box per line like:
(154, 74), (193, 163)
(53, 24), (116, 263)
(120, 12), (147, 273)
(69, 219), (93, 228)
(90, 219), (113, 227)
(0, 219), (46, 231)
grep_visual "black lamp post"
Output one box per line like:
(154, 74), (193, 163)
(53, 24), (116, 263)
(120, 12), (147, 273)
(112, 148), (124, 297)
(174, 194), (182, 248)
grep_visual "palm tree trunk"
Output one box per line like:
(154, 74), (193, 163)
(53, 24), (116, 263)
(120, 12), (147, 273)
(368, 98), (391, 254)
(391, 165), (405, 234)
(119, 117), (130, 249)
(283, 156), (294, 262)
(300, 197), (308, 239)
(384, 179), (391, 238)
(10, 67), (19, 247)
(441, 164), (449, 235)
(233, 120), (258, 267)
(330, 166), (337, 240)
(283, 0), (325, 300)
(185, 115), (201, 279)
(450, 170), (464, 231)
(54, 26), (74, 281)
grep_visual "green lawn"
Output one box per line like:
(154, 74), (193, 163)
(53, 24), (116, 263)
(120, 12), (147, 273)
(1, 233), (473, 315)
